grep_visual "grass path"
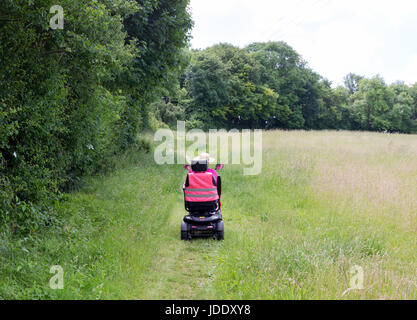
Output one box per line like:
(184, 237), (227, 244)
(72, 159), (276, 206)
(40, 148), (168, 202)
(140, 201), (222, 300)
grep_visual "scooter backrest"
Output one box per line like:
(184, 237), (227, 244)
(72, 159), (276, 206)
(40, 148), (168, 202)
(191, 159), (209, 172)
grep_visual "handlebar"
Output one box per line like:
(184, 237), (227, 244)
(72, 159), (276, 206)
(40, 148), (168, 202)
(215, 164), (224, 171)
(183, 164), (224, 171)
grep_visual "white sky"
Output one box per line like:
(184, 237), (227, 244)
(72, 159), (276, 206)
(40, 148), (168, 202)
(189, 0), (417, 86)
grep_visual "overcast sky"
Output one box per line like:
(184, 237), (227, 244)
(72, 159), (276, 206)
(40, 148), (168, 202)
(189, 0), (417, 86)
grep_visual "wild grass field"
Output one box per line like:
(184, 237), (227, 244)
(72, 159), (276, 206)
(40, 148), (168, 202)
(1, 130), (416, 299)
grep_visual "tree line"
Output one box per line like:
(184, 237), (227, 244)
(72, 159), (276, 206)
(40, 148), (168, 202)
(0, 0), (192, 232)
(152, 42), (417, 133)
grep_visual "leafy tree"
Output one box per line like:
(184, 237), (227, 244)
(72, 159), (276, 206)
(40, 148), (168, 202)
(119, 0), (193, 137)
(344, 73), (364, 95)
(183, 44), (282, 129)
(297, 69), (323, 129)
(185, 51), (232, 128)
(351, 76), (394, 131)
(387, 82), (415, 133)
(247, 42), (321, 129)
(152, 99), (185, 129)
(317, 82), (348, 130)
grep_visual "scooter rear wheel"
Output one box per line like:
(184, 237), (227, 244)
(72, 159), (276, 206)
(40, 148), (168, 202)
(216, 221), (224, 241)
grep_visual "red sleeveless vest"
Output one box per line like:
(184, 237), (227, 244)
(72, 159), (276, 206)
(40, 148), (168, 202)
(185, 172), (219, 203)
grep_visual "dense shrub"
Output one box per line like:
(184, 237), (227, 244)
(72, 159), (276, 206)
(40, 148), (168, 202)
(0, 0), (192, 232)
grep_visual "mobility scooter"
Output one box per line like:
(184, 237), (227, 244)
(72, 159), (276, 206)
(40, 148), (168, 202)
(181, 159), (224, 241)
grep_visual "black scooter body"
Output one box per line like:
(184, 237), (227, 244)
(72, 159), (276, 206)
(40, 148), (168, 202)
(181, 211), (224, 240)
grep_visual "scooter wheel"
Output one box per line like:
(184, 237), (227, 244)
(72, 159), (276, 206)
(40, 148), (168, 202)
(216, 221), (224, 241)
(181, 222), (189, 241)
